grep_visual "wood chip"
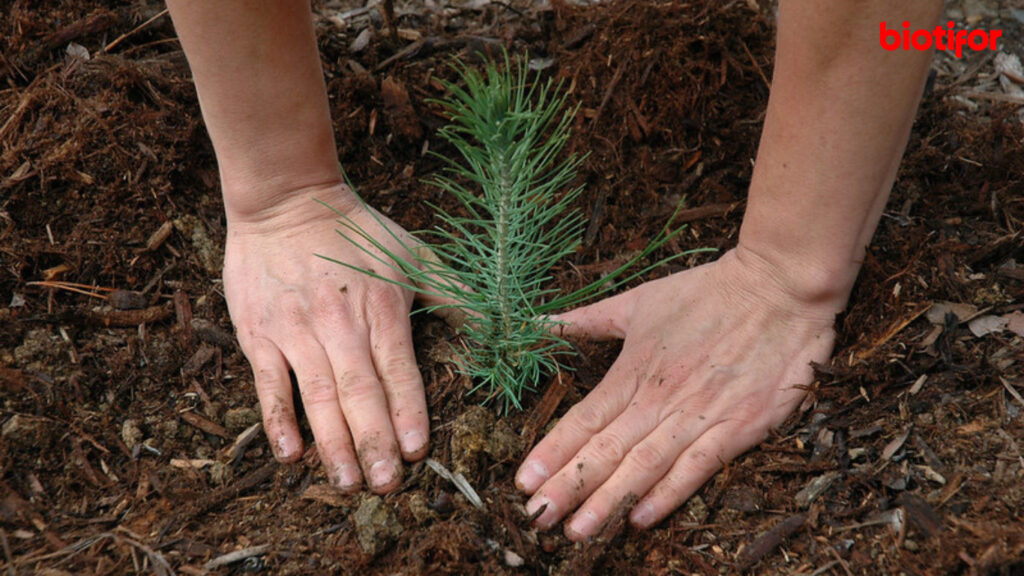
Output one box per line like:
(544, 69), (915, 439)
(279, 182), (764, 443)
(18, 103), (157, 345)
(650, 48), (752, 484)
(1004, 311), (1024, 337)
(521, 375), (569, 450)
(895, 493), (944, 538)
(178, 410), (230, 439)
(380, 76), (422, 141)
(1000, 377), (1024, 410)
(142, 221), (173, 252)
(795, 471), (840, 508)
(968, 314), (1008, 337)
(170, 458), (214, 470)
(909, 374), (928, 395)
(301, 484), (348, 507)
(221, 423), (262, 464)
(881, 427), (912, 461)
(925, 301), (978, 324)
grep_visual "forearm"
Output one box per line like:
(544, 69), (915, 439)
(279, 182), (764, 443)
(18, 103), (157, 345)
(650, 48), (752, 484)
(738, 0), (942, 307)
(166, 0), (348, 220)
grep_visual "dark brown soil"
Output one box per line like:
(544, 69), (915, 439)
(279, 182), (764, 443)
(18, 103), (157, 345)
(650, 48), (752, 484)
(2, 1), (1023, 574)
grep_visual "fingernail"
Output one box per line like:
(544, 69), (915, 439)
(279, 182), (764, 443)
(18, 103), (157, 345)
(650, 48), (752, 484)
(369, 460), (398, 489)
(334, 464), (361, 491)
(516, 461), (549, 492)
(630, 500), (655, 529)
(401, 430), (426, 455)
(274, 435), (294, 460)
(567, 510), (600, 540)
(526, 496), (557, 529)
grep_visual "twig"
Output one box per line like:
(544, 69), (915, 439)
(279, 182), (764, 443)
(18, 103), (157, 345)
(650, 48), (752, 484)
(963, 91), (1024, 105)
(0, 528), (13, 576)
(854, 303), (931, 361)
(735, 514), (806, 570)
(826, 544), (854, 576)
(740, 39), (770, 90)
(203, 544), (271, 572)
(103, 8), (169, 53)
(591, 54), (630, 130)
(380, 0), (398, 42)
(999, 377), (1024, 410)
(947, 51), (998, 88)
(85, 303), (173, 326)
(183, 460), (279, 520)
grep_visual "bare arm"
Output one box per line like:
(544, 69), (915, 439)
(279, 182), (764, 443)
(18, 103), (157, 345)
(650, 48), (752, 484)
(738, 0), (942, 308)
(167, 0), (429, 494)
(517, 0), (943, 540)
(166, 0), (349, 217)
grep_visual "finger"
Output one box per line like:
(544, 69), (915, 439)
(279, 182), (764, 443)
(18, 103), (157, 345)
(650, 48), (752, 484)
(629, 422), (763, 530)
(242, 335), (304, 463)
(321, 325), (403, 494)
(525, 401), (660, 530)
(563, 408), (709, 540)
(366, 288), (429, 461)
(286, 340), (363, 492)
(549, 289), (636, 340)
(516, 360), (638, 493)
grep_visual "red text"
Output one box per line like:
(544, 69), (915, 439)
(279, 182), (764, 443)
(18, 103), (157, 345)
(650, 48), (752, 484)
(880, 21), (1002, 58)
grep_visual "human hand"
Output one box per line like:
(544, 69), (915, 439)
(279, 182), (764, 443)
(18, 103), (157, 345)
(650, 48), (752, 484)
(222, 183), (432, 494)
(515, 247), (841, 540)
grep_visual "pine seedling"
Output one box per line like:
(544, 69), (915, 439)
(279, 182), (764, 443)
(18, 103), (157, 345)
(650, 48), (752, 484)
(320, 53), (709, 412)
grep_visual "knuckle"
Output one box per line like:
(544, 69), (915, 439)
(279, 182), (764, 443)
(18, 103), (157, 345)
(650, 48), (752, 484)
(252, 366), (289, 393)
(366, 286), (405, 312)
(299, 375), (337, 406)
(336, 371), (382, 403)
(628, 441), (668, 472)
(588, 431), (628, 466)
(379, 355), (420, 383)
(565, 402), (605, 435)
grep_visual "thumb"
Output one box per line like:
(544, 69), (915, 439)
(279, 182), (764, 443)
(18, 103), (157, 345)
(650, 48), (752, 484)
(550, 289), (637, 341)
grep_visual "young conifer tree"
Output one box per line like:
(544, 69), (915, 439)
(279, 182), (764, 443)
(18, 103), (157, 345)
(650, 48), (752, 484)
(321, 53), (704, 412)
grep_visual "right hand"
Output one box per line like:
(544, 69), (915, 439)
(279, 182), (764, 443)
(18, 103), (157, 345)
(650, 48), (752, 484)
(222, 182), (432, 494)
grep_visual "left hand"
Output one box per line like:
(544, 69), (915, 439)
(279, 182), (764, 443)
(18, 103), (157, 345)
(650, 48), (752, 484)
(515, 247), (840, 540)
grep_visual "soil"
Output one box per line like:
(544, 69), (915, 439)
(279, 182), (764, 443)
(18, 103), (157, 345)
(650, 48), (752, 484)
(2, 1), (1023, 574)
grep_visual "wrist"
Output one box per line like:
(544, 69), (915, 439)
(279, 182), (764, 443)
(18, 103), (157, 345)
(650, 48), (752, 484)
(222, 178), (362, 229)
(730, 238), (858, 313)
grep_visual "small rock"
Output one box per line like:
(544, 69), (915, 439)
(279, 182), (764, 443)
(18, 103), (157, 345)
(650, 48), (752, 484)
(121, 419), (144, 451)
(504, 549), (525, 567)
(173, 215), (223, 275)
(13, 328), (60, 365)
(450, 406), (523, 479)
(156, 419), (179, 439)
(721, 485), (763, 513)
(685, 495), (709, 523)
(191, 318), (235, 348)
(2, 414), (50, 448)
(450, 405), (494, 477)
(904, 539), (919, 552)
(224, 407), (260, 432)
(406, 493), (436, 525)
(353, 495), (403, 556)
(208, 461), (232, 486)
